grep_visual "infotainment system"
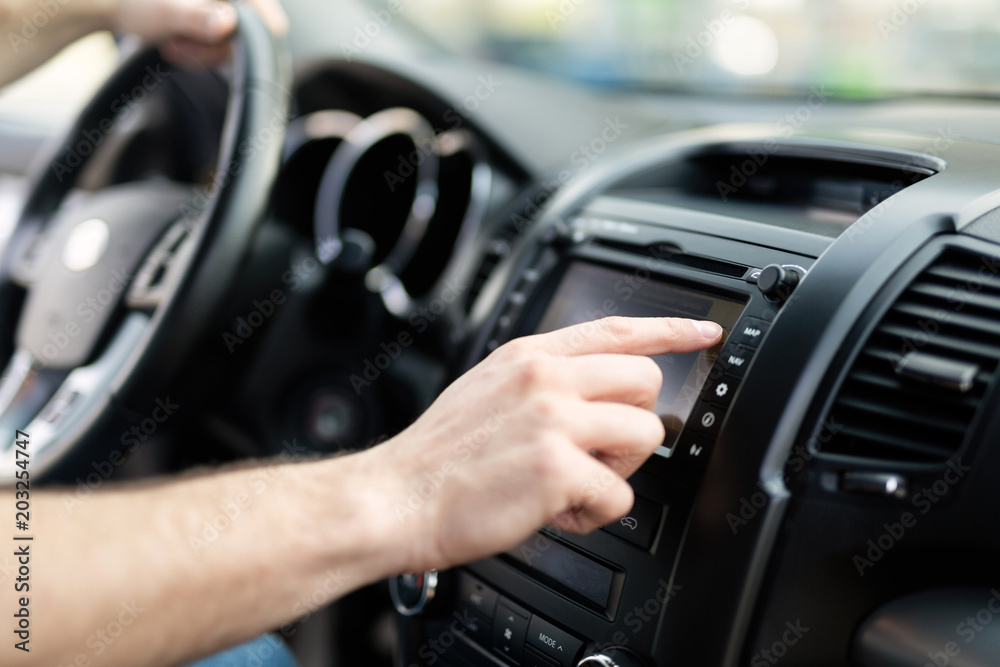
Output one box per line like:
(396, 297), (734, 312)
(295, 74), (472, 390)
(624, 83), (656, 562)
(533, 262), (747, 454)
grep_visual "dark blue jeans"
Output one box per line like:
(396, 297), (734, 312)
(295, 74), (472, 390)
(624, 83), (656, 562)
(185, 635), (298, 667)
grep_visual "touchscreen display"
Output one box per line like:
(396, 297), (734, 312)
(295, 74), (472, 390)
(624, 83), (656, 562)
(534, 262), (747, 455)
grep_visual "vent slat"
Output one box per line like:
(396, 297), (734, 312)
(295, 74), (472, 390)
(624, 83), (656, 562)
(891, 302), (1000, 340)
(830, 424), (957, 461)
(925, 262), (1000, 293)
(835, 395), (969, 434)
(907, 283), (1000, 313)
(819, 250), (1000, 466)
(875, 323), (1000, 365)
(846, 368), (985, 410)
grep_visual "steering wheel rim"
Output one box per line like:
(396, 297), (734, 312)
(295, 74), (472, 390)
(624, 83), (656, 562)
(0, 4), (290, 482)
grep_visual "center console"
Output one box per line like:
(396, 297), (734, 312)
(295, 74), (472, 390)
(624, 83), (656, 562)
(391, 186), (825, 667)
(390, 129), (960, 667)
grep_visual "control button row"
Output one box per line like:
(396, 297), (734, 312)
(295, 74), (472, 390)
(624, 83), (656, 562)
(670, 316), (772, 471)
(458, 573), (584, 667)
(691, 316), (771, 433)
(485, 265), (546, 351)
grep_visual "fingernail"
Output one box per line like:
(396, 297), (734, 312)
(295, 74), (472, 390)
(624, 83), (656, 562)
(696, 321), (723, 339)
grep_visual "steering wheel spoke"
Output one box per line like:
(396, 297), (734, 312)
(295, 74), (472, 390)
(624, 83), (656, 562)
(0, 312), (150, 481)
(125, 218), (198, 310)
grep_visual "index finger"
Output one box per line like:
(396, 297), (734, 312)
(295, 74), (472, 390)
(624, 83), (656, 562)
(524, 316), (723, 357)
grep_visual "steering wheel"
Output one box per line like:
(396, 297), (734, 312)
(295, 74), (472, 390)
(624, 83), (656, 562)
(0, 4), (289, 482)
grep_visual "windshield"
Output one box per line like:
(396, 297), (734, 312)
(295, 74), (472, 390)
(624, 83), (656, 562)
(394, 0), (1000, 98)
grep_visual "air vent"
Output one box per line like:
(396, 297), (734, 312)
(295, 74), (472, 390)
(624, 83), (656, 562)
(465, 238), (512, 313)
(464, 184), (547, 313)
(820, 250), (1000, 465)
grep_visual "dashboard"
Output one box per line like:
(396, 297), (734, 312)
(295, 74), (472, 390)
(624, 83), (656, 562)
(270, 62), (1000, 667)
(10, 49), (1000, 667)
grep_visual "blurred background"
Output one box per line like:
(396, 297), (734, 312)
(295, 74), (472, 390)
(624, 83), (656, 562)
(5, 0), (1000, 125)
(2, 0), (994, 248)
(393, 0), (1000, 97)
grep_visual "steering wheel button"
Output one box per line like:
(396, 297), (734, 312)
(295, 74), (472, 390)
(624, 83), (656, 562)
(40, 390), (80, 424)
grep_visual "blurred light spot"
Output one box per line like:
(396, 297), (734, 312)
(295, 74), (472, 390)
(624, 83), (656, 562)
(714, 16), (780, 76)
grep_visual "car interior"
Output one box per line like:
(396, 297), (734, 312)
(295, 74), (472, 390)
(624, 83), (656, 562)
(2, 1), (1000, 666)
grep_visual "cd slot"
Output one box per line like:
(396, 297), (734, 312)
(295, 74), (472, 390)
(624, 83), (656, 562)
(591, 238), (749, 278)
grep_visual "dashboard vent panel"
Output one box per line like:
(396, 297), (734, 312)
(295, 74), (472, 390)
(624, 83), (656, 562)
(820, 250), (1000, 465)
(464, 185), (547, 313)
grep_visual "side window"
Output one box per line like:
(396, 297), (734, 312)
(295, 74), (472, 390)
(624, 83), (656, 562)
(0, 32), (118, 128)
(0, 33), (118, 252)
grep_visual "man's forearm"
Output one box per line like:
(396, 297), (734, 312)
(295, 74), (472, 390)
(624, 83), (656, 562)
(1, 0), (116, 87)
(4, 451), (402, 666)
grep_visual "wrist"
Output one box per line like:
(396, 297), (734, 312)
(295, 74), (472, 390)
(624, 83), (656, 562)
(298, 449), (413, 582)
(71, 0), (120, 32)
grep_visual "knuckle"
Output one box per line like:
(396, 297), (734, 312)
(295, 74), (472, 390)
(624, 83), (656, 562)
(498, 336), (531, 359)
(640, 411), (667, 446)
(515, 356), (553, 392)
(661, 316), (689, 339)
(530, 439), (570, 488)
(636, 357), (664, 396)
(599, 316), (634, 342)
(529, 393), (564, 427)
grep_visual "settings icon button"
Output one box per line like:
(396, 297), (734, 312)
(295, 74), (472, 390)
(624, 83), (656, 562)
(715, 382), (730, 398)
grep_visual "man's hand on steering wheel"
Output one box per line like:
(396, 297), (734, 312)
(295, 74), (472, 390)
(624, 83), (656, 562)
(115, 0), (288, 65)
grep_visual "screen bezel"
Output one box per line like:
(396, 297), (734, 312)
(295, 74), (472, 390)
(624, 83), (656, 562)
(515, 255), (750, 342)
(514, 254), (751, 453)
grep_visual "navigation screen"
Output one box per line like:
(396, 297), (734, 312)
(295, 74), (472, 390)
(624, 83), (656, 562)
(534, 262), (747, 455)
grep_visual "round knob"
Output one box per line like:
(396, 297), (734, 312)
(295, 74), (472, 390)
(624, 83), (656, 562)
(577, 648), (645, 667)
(757, 264), (801, 302)
(389, 570), (438, 616)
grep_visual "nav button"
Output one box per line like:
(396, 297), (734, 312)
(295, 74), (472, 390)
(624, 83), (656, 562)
(527, 616), (584, 667)
(719, 345), (754, 376)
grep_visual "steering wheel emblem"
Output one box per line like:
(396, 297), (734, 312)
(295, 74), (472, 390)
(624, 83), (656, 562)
(61, 218), (110, 272)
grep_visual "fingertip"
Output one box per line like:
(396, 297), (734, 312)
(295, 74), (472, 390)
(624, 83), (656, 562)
(694, 320), (723, 341)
